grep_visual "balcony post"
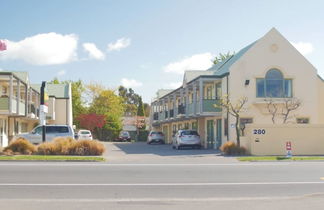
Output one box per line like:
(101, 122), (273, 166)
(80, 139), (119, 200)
(9, 75), (13, 114)
(25, 85), (28, 116)
(193, 83), (197, 115)
(199, 78), (203, 113)
(17, 80), (20, 115)
(185, 86), (189, 117)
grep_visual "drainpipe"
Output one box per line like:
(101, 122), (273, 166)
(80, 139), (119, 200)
(226, 75), (229, 142)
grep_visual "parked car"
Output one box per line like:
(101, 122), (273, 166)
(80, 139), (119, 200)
(15, 125), (75, 144)
(172, 130), (201, 149)
(76, 129), (93, 140)
(147, 131), (165, 144)
(116, 131), (131, 142)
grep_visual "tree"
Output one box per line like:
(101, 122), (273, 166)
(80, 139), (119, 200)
(265, 98), (278, 124)
(89, 89), (125, 140)
(216, 95), (248, 147)
(281, 98), (301, 124)
(213, 52), (235, 65)
(118, 85), (142, 116)
(143, 103), (150, 117)
(77, 113), (106, 135)
(137, 97), (145, 116)
(264, 97), (301, 124)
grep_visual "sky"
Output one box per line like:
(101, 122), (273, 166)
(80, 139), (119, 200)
(1, 0), (324, 102)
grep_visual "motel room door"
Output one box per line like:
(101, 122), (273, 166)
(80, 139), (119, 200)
(216, 119), (222, 149)
(206, 120), (214, 149)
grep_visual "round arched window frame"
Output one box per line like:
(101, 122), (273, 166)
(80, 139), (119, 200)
(256, 69), (292, 98)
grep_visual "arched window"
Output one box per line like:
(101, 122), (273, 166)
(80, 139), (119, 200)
(256, 69), (292, 98)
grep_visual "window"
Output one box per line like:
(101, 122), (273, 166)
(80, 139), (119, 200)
(256, 69), (292, 98)
(20, 123), (28, 133)
(184, 123), (189, 129)
(224, 118), (228, 136)
(216, 83), (222, 99)
(297, 118), (309, 124)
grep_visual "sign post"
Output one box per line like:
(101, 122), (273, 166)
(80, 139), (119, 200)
(40, 81), (48, 143)
(286, 141), (292, 158)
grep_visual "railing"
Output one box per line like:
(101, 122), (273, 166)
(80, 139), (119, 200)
(0, 97), (9, 110)
(203, 99), (222, 112)
(19, 99), (25, 115)
(187, 103), (194, 115)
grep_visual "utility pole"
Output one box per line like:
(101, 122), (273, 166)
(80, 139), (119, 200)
(40, 81), (48, 143)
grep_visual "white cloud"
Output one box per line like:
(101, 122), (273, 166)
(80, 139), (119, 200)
(165, 82), (182, 89)
(57, 70), (66, 76)
(291, 42), (314, 55)
(121, 78), (143, 88)
(83, 43), (105, 60)
(0, 33), (78, 65)
(164, 53), (214, 74)
(108, 38), (131, 51)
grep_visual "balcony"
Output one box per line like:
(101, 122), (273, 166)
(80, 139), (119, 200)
(187, 103), (195, 115)
(177, 105), (185, 115)
(153, 112), (159, 120)
(0, 97), (26, 115)
(202, 99), (222, 112)
(169, 109), (174, 118)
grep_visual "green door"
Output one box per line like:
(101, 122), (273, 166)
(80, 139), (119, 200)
(216, 119), (222, 149)
(206, 120), (214, 149)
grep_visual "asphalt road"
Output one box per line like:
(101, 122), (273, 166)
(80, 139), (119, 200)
(1, 143), (324, 210)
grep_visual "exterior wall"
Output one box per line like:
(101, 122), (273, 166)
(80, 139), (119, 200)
(317, 77), (324, 123)
(51, 99), (68, 125)
(227, 29), (320, 142)
(245, 124), (324, 155)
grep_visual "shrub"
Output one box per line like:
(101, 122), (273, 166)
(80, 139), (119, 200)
(220, 141), (247, 156)
(37, 142), (56, 155)
(4, 137), (36, 155)
(70, 140), (105, 156)
(36, 137), (105, 156)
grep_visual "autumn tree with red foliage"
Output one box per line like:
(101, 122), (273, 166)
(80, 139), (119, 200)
(77, 113), (106, 133)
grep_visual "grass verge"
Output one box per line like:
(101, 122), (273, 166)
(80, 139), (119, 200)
(0, 155), (105, 161)
(238, 156), (324, 161)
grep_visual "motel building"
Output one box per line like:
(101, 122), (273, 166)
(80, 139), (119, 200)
(150, 28), (324, 155)
(0, 71), (73, 147)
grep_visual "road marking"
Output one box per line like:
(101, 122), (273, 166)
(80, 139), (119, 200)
(0, 194), (323, 202)
(0, 163), (291, 166)
(1, 181), (324, 186)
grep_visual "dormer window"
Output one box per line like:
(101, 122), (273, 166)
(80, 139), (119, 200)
(256, 69), (292, 98)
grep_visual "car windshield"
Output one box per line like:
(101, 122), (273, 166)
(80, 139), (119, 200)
(80, 131), (90, 134)
(181, 130), (199, 136)
(151, 132), (163, 135)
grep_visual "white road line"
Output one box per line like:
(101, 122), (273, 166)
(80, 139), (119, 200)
(0, 195), (323, 202)
(0, 163), (291, 166)
(1, 181), (324, 186)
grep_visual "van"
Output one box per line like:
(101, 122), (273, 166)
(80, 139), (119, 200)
(15, 125), (75, 144)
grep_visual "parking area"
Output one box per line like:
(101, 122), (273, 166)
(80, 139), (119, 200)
(103, 142), (238, 164)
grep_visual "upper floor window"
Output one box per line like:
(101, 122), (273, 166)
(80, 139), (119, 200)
(256, 69), (292, 98)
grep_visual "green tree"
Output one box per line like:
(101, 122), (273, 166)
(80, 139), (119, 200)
(89, 89), (125, 140)
(213, 52), (235, 64)
(137, 97), (145, 116)
(118, 85), (142, 116)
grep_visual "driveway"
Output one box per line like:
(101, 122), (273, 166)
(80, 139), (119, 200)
(103, 142), (238, 164)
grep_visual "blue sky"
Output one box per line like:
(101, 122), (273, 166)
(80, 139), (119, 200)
(1, 0), (324, 102)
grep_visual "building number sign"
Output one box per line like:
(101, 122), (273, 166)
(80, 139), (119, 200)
(253, 129), (266, 135)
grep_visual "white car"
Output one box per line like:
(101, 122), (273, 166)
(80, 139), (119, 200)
(77, 129), (93, 140)
(172, 130), (201, 150)
(16, 125), (75, 144)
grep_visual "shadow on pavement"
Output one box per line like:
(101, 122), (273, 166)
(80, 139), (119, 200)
(113, 142), (221, 157)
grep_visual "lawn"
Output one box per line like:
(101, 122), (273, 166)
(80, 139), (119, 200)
(238, 156), (324, 161)
(0, 155), (105, 161)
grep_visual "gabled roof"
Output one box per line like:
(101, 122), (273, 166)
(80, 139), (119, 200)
(0, 71), (29, 84)
(31, 83), (70, 99)
(183, 70), (214, 84)
(207, 41), (257, 76)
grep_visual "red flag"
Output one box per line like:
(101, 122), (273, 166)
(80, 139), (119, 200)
(0, 40), (7, 51)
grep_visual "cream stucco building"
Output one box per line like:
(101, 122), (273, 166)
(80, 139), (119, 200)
(150, 28), (324, 154)
(0, 71), (73, 147)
